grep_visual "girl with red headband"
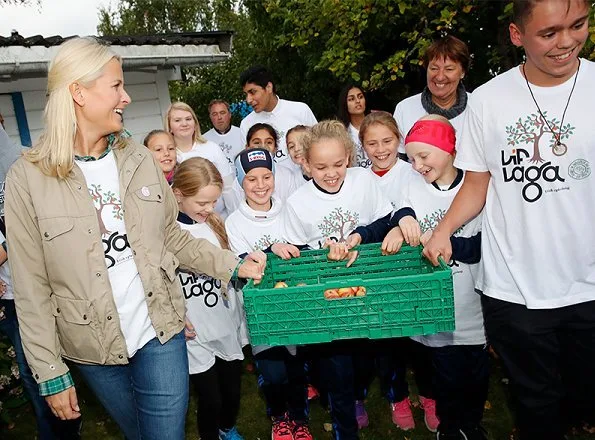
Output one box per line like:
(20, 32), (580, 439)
(338, 114), (488, 439)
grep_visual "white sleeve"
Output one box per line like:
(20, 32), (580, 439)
(303, 104), (318, 126)
(453, 97), (489, 172)
(281, 202), (309, 246)
(207, 143), (239, 213)
(393, 101), (406, 153)
(239, 119), (249, 149)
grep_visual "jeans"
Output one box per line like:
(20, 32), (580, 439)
(0, 299), (81, 440)
(190, 358), (242, 440)
(254, 346), (308, 422)
(307, 341), (358, 440)
(482, 295), (595, 440)
(75, 330), (189, 440)
(431, 344), (490, 434)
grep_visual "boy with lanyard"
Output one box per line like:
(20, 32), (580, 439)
(424, 1), (595, 438)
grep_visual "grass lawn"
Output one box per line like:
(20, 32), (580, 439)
(2, 356), (595, 439)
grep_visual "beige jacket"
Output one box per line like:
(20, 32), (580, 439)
(5, 140), (240, 383)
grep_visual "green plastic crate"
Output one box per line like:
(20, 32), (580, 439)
(242, 243), (455, 346)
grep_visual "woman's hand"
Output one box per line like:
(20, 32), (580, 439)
(381, 227), (405, 255)
(237, 260), (264, 285)
(184, 317), (196, 340)
(271, 243), (301, 260)
(45, 387), (81, 420)
(398, 216), (421, 246)
(422, 228), (452, 266)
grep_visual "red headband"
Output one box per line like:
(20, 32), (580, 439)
(404, 119), (456, 155)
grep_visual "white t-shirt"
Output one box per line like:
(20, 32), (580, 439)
(224, 197), (297, 356)
(225, 197), (285, 255)
(0, 231), (13, 300)
(403, 173), (485, 347)
(78, 152), (156, 357)
(283, 167), (393, 249)
(203, 126), (244, 166)
(177, 140), (238, 217)
(239, 98), (317, 170)
(455, 59), (595, 309)
(393, 92), (469, 154)
(178, 221), (245, 374)
(348, 123), (371, 168)
(367, 159), (413, 210)
(231, 163), (298, 205)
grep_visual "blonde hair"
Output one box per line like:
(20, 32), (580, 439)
(165, 102), (207, 145)
(171, 157), (229, 250)
(302, 120), (355, 167)
(359, 111), (401, 145)
(24, 37), (124, 178)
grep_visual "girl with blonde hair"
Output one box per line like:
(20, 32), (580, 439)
(5, 36), (264, 440)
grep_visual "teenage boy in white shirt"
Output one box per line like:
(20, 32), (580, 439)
(239, 65), (317, 170)
(203, 100), (244, 165)
(424, 1), (595, 439)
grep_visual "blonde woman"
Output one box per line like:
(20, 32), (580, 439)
(166, 101), (239, 217)
(4, 37), (264, 440)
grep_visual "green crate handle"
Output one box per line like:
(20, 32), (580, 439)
(322, 278), (364, 289)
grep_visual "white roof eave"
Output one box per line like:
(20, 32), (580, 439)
(0, 44), (230, 77)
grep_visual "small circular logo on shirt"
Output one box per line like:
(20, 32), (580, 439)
(568, 159), (591, 180)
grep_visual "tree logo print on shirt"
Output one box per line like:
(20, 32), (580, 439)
(219, 142), (233, 156)
(419, 209), (463, 236)
(506, 112), (574, 163)
(318, 207), (359, 243)
(253, 234), (279, 251)
(89, 184), (123, 236)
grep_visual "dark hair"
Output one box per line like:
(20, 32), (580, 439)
(513, 0), (590, 29)
(424, 35), (471, 74)
(336, 84), (370, 128)
(239, 65), (275, 92)
(143, 129), (173, 147)
(246, 123), (279, 150)
(208, 99), (230, 113)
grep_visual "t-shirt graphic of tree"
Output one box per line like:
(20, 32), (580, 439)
(505, 112), (574, 162)
(317, 207), (359, 242)
(253, 234), (279, 250)
(89, 184), (123, 236)
(419, 209), (463, 236)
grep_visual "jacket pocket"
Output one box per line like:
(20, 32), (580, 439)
(134, 183), (163, 203)
(51, 295), (104, 363)
(40, 217), (74, 241)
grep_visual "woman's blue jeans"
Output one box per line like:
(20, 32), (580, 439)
(75, 330), (189, 440)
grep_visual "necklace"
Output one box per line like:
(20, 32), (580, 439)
(522, 59), (580, 150)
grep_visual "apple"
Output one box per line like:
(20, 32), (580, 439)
(324, 289), (339, 299)
(338, 287), (354, 298)
(356, 286), (367, 297)
(274, 281), (288, 288)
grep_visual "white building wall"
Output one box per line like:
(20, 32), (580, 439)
(0, 67), (178, 147)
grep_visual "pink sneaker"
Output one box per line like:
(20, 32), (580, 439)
(272, 415), (294, 440)
(419, 396), (440, 433)
(390, 397), (415, 431)
(355, 400), (369, 429)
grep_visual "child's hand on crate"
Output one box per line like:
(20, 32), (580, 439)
(324, 238), (359, 268)
(420, 230), (433, 246)
(398, 216), (421, 246)
(381, 226), (405, 255)
(271, 243), (301, 259)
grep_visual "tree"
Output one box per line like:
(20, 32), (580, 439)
(318, 207), (360, 242)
